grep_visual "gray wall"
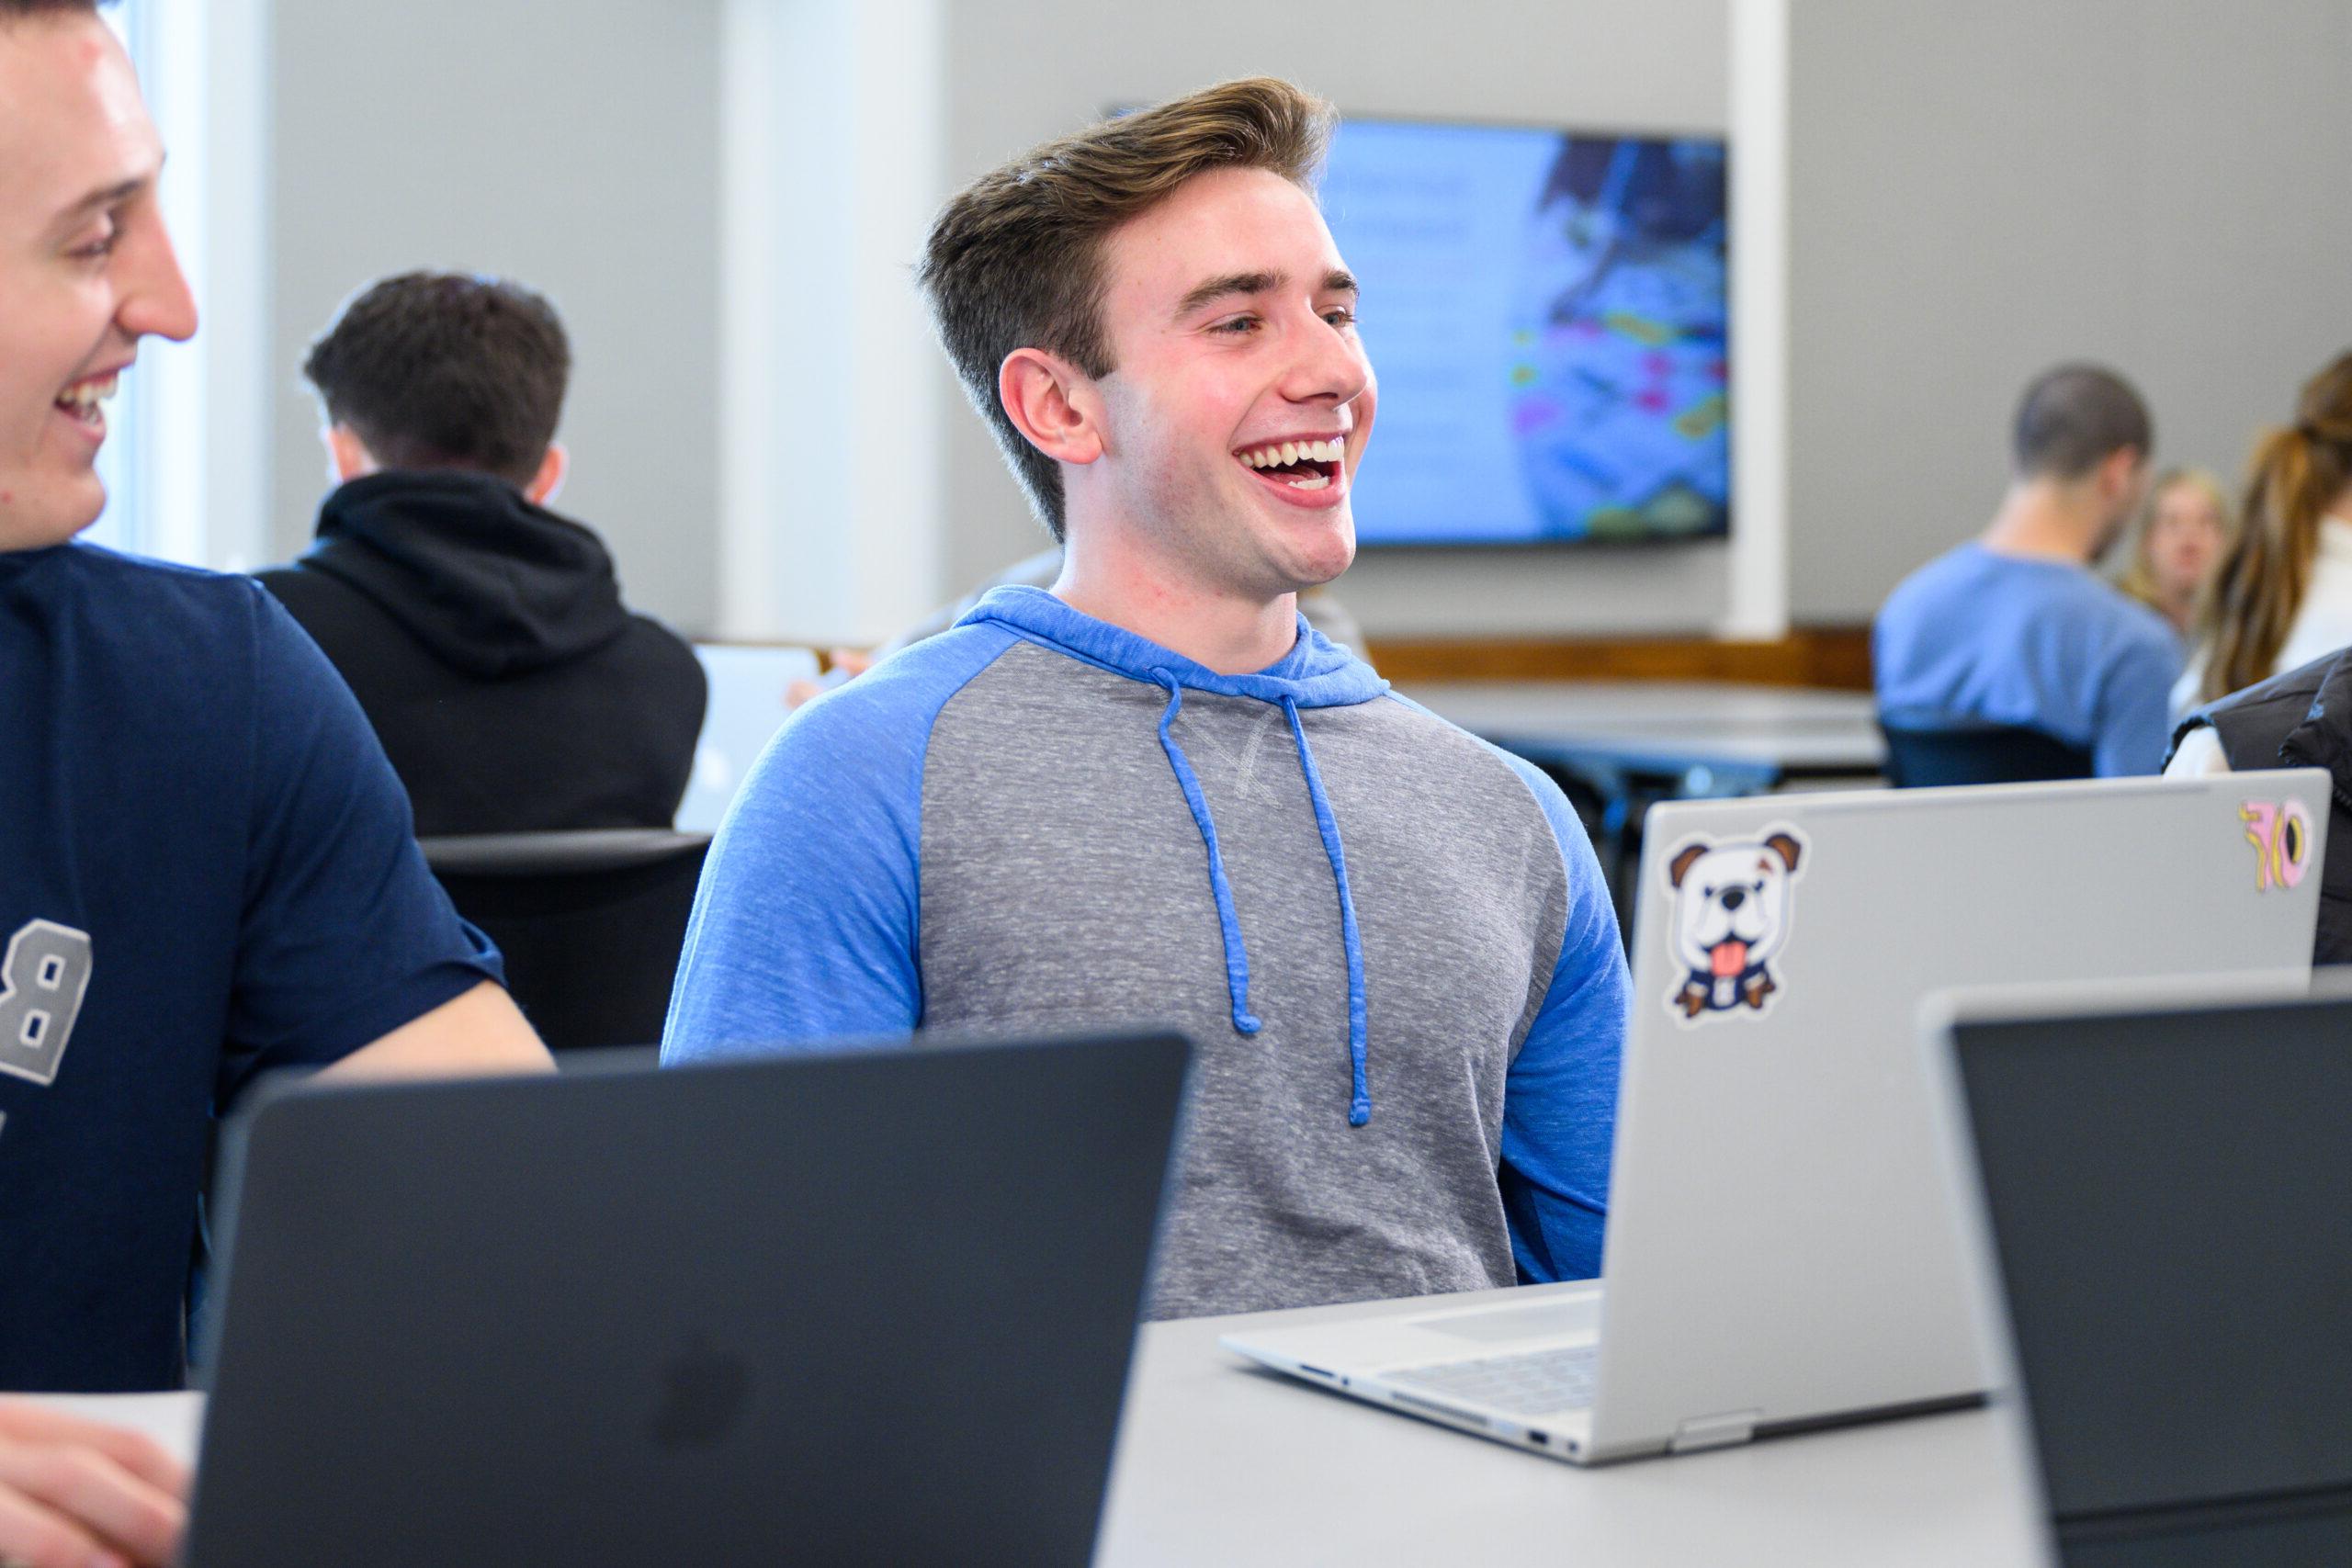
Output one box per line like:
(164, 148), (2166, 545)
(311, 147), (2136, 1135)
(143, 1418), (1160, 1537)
(267, 0), (723, 632)
(1788, 0), (2352, 621)
(940, 0), (1733, 638)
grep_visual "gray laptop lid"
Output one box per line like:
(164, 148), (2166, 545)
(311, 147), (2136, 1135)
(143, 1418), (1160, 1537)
(186, 1033), (1190, 1567)
(1949, 990), (2352, 1566)
(1589, 772), (2326, 1458)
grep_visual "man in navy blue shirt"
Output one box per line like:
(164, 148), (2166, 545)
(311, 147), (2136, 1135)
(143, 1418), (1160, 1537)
(1874, 364), (2182, 776)
(0, 4), (550, 1562)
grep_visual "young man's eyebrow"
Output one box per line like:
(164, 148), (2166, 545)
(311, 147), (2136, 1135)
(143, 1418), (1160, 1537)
(46, 175), (148, 237)
(1173, 270), (1285, 320)
(1322, 269), (1360, 298)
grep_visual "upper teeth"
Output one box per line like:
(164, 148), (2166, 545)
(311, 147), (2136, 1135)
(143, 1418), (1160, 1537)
(58, 376), (118, 410)
(1239, 436), (1344, 468)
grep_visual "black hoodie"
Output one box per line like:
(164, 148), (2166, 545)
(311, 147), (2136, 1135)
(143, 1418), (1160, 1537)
(256, 469), (707, 836)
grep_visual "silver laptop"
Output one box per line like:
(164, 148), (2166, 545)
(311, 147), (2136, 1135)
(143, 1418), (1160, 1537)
(1225, 771), (2328, 1463)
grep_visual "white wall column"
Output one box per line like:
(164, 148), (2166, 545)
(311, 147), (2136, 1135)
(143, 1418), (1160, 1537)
(1724, 0), (1792, 638)
(139, 0), (272, 571)
(719, 0), (947, 644)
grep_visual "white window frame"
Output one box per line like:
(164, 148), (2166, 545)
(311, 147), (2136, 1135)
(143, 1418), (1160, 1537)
(86, 0), (271, 572)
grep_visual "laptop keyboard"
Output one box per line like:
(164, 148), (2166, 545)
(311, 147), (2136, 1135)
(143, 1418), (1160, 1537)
(1385, 1344), (1599, 1416)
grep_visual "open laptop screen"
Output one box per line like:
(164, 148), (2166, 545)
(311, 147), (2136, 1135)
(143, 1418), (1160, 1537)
(1952, 996), (2352, 1565)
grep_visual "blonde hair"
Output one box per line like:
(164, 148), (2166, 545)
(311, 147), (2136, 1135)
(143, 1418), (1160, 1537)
(917, 78), (1336, 540)
(2111, 467), (2233, 617)
(2193, 351), (2352, 702)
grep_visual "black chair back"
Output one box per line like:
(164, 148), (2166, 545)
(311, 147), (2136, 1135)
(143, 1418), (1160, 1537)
(1878, 719), (2097, 788)
(419, 829), (710, 1052)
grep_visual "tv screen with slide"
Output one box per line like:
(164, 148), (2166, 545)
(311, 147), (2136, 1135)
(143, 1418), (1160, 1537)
(1317, 118), (1729, 547)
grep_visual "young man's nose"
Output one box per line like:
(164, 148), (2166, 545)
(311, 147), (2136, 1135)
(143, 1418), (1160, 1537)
(119, 217), (199, 345)
(1277, 314), (1370, 407)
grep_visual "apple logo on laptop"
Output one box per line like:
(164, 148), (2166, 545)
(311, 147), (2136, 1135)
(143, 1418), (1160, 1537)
(650, 1333), (751, 1450)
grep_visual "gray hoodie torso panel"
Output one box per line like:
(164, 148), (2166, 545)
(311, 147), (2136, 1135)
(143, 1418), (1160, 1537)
(918, 640), (1570, 1318)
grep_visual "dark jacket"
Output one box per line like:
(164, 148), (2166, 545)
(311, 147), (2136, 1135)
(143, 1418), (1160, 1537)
(255, 470), (707, 837)
(2171, 646), (2352, 964)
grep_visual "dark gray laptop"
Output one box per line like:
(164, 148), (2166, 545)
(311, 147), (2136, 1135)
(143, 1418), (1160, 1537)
(184, 1033), (1190, 1567)
(1940, 985), (2352, 1567)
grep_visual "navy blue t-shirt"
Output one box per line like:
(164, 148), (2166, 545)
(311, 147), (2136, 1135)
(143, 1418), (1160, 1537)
(0, 543), (502, 1392)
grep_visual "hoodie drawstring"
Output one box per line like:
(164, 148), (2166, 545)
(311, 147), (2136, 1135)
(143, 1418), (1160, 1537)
(1151, 672), (1262, 1036)
(1282, 696), (1373, 1128)
(1148, 669), (1373, 1127)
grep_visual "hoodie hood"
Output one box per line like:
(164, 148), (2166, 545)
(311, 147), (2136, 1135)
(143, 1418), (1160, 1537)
(958, 584), (1389, 1125)
(956, 584), (1387, 707)
(300, 469), (632, 679)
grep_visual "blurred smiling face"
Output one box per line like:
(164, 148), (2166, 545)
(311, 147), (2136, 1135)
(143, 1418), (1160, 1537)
(1085, 166), (1376, 597)
(0, 10), (196, 550)
(2148, 478), (2225, 599)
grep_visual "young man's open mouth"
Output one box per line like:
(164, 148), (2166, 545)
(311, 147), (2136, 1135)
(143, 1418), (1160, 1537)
(1234, 433), (1346, 502)
(53, 370), (119, 444)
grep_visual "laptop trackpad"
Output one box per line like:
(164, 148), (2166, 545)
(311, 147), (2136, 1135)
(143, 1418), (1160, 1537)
(1409, 1298), (1600, 1344)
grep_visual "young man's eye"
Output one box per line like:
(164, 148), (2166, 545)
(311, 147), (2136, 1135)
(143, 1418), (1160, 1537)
(1323, 306), (1358, 328)
(71, 222), (120, 262)
(1209, 315), (1261, 335)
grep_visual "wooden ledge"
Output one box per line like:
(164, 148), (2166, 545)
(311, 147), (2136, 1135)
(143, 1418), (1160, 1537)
(1363, 626), (1872, 691)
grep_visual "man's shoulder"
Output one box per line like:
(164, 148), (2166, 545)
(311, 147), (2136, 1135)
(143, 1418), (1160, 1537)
(1364, 691), (1579, 833)
(750, 620), (1023, 784)
(40, 543), (278, 667)
(2057, 573), (2180, 669)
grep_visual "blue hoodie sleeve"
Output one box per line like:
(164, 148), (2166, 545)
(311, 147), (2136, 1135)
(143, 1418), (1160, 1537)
(1488, 749), (1630, 1282)
(660, 628), (1016, 1064)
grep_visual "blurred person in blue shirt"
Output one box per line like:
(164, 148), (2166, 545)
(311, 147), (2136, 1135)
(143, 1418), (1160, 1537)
(1875, 364), (2180, 776)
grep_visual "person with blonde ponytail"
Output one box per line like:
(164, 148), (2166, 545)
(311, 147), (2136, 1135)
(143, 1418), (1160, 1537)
(2175, 351), (2352, 710)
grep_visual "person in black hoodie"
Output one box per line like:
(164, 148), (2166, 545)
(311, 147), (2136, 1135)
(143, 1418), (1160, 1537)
(256, 272), (707, 837)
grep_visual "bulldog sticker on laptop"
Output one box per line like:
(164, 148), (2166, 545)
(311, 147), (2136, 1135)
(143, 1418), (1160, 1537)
(1663, 829), (1807, 1023)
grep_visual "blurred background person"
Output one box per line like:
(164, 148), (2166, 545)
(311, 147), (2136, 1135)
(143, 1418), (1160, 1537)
(257, 272), (707, 835)
(2110, 467), (2233, 637)
(2179, 350), (2352, 708)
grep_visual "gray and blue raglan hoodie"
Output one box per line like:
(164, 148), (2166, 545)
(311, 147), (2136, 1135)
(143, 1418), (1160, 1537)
(662, 586), (1628, 1319)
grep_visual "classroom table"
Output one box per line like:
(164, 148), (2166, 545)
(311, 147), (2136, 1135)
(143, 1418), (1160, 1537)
(1400, 682), (1887, 917)
(33, 1284), (2047, 1566)
(1400, 681), (1886, 794)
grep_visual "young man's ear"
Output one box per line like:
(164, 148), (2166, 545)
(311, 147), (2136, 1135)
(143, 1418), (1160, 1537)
(998, 348), (1104, 467)
(526, 443), (569, 506)
(323, 423), (378, 485)
(2098, 446), (2146, 507)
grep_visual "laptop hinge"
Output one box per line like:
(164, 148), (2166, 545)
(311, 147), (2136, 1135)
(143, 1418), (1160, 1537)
(1668, 1408), (1760, 1454)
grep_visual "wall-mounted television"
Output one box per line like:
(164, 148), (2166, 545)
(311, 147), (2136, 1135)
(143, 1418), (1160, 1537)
(1317, 118), (1729, 548)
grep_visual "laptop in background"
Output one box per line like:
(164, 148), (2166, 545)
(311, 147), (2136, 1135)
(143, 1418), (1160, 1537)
(677, 643), (820, 833)
(1937, 982), (2352, 1568)
(1227, 771), (2326, 1463)
(185, 1033), (1189, 1567)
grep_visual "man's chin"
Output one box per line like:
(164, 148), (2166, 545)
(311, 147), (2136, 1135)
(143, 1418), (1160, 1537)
(0, 481), (107, 554)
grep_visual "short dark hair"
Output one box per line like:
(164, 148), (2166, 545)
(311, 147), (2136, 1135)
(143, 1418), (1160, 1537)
(301, 271), (571, 489)
(2011, 364), (2152, 480)
(0, 0), (108, 23)
(918, 77), (1336, 540)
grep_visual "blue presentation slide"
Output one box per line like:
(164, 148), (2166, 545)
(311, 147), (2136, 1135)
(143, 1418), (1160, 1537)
(1321, 120), (1729, 547)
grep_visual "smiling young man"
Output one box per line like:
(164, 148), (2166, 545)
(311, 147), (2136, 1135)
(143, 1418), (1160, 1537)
(664, 79), (1627, 1321)
(0, 4), (548, 1561)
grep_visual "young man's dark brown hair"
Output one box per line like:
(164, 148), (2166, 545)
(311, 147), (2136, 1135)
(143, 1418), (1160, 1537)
(302, 271), (571, 489)
(917, 76), (1334, 538)
(0, 0), (107, 21)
